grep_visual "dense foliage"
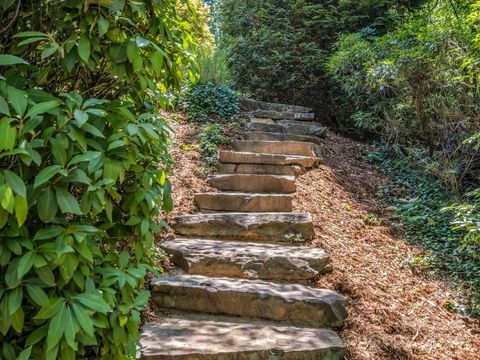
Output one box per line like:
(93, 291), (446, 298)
(0, 0), (196, 358)
(370, 144), (480, 316)
(198, 123), (230, 167)
(328, 1), (480, 192)
(181, 82), (239, 122)
(219, 0), (420, 116)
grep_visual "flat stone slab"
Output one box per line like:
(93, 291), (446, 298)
(162, 238), (331, 282)
(207, 174), (296, 193)
(250, 110), (315, 121)
(233, 140), (321, 157)
(152, 275), (348, 327)
(240, 98), (313, 113)
(171, 212), (315, 242)
(195, 192), (293, 212)
(246, 131), (325, 144)
(219, 150), (318, 168)
(249, 122), (327, 137)
(140, 316), (346, 359)
(218, 163), (305, 176)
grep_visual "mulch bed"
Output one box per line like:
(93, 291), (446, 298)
(163, 117), (480, 359)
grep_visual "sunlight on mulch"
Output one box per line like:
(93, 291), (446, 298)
(165, 116), (480, 359)
(294, 132), (480, 360)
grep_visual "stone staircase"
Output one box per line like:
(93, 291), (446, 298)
(139, 99), (348, 359)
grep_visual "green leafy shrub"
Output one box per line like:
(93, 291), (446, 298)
(219, 0), (415, 115)
(327, 1), (480, 191)
(199, 123), (230, 167)
(182, 83), (239, 122)
(0, 0), (196, 358)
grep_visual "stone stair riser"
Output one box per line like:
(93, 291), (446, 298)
(194, 193), (293, 212)
(207, 174), (296, 193)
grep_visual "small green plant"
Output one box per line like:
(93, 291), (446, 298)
(198, 123), (230, 167)
(182, 83), (240, 123)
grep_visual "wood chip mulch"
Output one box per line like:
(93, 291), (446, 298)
(294, 132), (480, 360)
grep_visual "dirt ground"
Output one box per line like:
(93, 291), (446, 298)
(166, 117), (480, 360)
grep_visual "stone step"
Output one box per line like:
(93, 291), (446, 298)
(233, 139), (321, 157)
(207, 174), (296, 193)
(218, 163), (305, 176)
(161, 238), (331, 282)
(250, 109), (315, 121)
(246, 131), (325, 144)
(195, 192), (293, 212)
(171, 212), (315, 243)
(249, 121), (327, 137)
(240, 98), (313, 113)
(140, 316), (346, 359)
(151, 275), (348, 327)
(219, 150), (318, 168)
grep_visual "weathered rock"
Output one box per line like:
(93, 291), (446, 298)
(207, 174), (296, 193)
(249, 117), (276, 125)
(162, 238), (331, 281)
(240, 98), (313, 113)
(219, 150), (318, 168)
(218, 163), (305, 176)
(279, 120), (327, 137)
(233, 140), (321, 157)
(171, 212), (315, 242)
(246, 131), (325, 144)
(195, 192), (293, 212)
(140, 316), (346, 359)
(251, 110), (315, 121)
(152, 275), (348, 327)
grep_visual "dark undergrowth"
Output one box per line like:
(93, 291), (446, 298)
(369, 143), (480, 318)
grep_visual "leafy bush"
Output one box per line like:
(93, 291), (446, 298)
(219, 0), (415, 115)
(199, 123), (230, 167)
(370, 144), (480, 316)
(182, 83), (239, 122)
(0, 0), (196, 358)
(327, 0), (480, 191)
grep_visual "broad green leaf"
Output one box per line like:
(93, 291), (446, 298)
(82, 123), (105, 138)
(25, 100), (61, 118)
(34, 165), (64, 188)
(82, 98), (108, 109)
(37, 188), (58, 223)
(0, 54), (28, 66)
(0, 185), (15, 213)
(35, 266), (56, 286)
(17, 251), (35, 278)
(7, 87), (27, 117)
(151, 50), (164, 75)
(73, 293), (109, 313)
(13, 31), (49, 38)
(16, 346), (32, 360)
(4, 170), (26, 197)
(11, 307), (24, 332)
(73, 109), (89, 126)
(26, 325), (48, 346)
(25, 283), (49, 307)
(34, 298), (64, 320)
(8, 287), (23, 315)
(14, 195), (28, 226)
(0, 118), (17, 151)
(0, 96), (10, 116)
(78, 35), (91, 63)
(71, 303), (94, 337)
(133, 290), (150, 307)
(33, 226), (64, 241)
(41, 45), (58, 59)
(68, 151), (101, 166)
(63, 306), (77, 347)
(55, 187), (82, 215)
(50, 137), (67, 166)
(17, 37), (47, 46)
(46, 302), (66, 350)
(98, 15), (109, 37)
